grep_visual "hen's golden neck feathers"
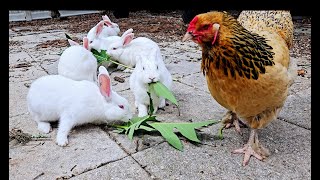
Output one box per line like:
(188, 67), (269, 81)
(200, 11), (275, 80)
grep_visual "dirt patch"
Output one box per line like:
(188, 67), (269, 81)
(9, 40), (23, 46)
(35, 38), (79, 49)
(9, 10), (311, 63)
(9, 10), (188, 42)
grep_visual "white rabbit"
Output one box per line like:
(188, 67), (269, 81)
(129, 48), (173, 117)
(106, 33), (160, 72)
(88, 28), (134, 69)
(89, 28), (134, 53)
(27, 66), (132, 146)
(87, 15), (120, 43)
(58, 37), (98, 82)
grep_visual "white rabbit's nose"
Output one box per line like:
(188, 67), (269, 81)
(149, 76), (160, 83)
(149, 77), (156, 82)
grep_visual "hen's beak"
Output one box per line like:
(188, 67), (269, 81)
(182, 32), (193, 42)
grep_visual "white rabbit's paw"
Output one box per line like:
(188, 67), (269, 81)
(138, 109), (148, 117)
(138, 112), (148, 117)
(137, 104), (148, 117)
(37, 122), (52, 134)
(159, 99), (166, 108)
(56, 136), (69, 146)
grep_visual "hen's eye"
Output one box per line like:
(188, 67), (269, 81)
(202, 24), (210, 29)
(118, 105), (124, 109)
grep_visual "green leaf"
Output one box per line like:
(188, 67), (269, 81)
(128, 124), (136, 140)
(149, 120), (219, 150)
(119, 115), (155, 140)
(149, 123), (183, 150)
(129, 115), (149, 125)
(149, 82), (178, 106)
(65, 33), (73, 40)
(175, 126), (200, 142)
(91, 49), (111, 64)
(112, 128), (125, 133)
(139, 125), (156, 132)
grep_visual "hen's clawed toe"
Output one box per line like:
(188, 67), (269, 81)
(232, 144), (265, 166)
(232, 129), (270, 166)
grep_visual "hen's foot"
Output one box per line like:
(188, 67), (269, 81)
(222, 111), (246, 135)
(232, 129), (270, 166)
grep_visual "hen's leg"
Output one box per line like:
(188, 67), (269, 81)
(221, 111), (246, 135)
(232, 129), (270, 166)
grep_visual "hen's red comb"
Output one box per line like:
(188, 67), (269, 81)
(187, 16), (198, 32)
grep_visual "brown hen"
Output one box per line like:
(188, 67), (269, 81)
(182, 11), (296, 166)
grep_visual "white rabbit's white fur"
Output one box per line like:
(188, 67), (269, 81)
(58, 38), (98, 82)
(87, 15), (120, 43)
(129, 48), (172, 117)
(89, 36), (121, 53)
(89, 28), (134, 53)
(107, 34), (160, 72)
(27, 66), (132, 146)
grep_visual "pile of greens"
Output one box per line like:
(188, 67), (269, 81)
(112, 81), (219, 151)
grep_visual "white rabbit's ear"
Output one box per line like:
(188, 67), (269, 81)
(68, 39), (79, 46)
(102, 15), (111, 22)
(95, 21), (105, 36)
(83, 37), (89, 50)
(98, 66), (112, 101)
(121, 28), (133, 37)
(98, 66), (110, 76)
(102, 15), (113, 26)
(122, 33), (134, 46)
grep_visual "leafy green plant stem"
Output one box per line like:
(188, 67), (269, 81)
(92, 54), (134, 70)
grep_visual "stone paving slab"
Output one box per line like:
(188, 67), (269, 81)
(279, 87), (311, 129)
(9, 80), (36, 117)
(132, 120), (310, 180)
(71, 156), (151, 180)
(9, 126), (128, 179)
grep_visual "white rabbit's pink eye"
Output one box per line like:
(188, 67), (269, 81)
(118, 105), (124, 109)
